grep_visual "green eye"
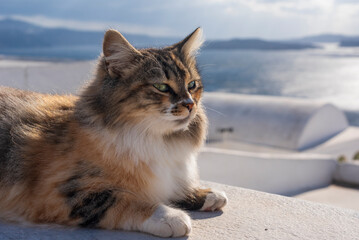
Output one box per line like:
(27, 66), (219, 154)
(188, 81), (196, 90)
(153, 83), (169, 92)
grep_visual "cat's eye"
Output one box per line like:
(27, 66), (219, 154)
(188, 81), (196, 90)
(153, 83), (170, 92)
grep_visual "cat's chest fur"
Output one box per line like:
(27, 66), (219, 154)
(96, 127), (200, 202)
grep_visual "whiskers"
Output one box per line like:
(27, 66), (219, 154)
(198, 63), (215, 71)
(202, 105), (226, 116)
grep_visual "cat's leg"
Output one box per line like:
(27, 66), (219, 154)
(171, 188), (228, 212)
(137, 204), (192, 237)
(100, 198), (191, 237)
(65, 190), (191, 237)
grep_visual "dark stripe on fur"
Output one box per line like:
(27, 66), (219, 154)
(0, 124), (23, 184)
(169, 54), (187, 80)
(171, 189), (211, 210)
(59, 161), (102, 202)
(59, 161), (114, 227)
(154, 53), (179, 79)
(70, 190), (116, 227)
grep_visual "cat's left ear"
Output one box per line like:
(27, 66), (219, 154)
(173, 27), (204, 61)
(102, 29), (142, 78)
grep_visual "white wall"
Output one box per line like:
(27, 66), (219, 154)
(203, 92), (348, 150)
(198, 148), (337, 196)
(0, 60), (94, 94)
(334, 162), (359, 185)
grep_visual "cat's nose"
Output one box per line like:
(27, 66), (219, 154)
(182, 98), (194, 112)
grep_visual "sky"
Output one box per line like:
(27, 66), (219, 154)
(1, 0), (359, 40)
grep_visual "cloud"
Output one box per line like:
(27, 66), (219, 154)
(1, 0), (359, 39)
(5, 15), (177, 37)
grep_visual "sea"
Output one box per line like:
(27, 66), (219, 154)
(1, 43), (359, 125)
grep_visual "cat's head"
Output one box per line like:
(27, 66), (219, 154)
(83, 28), (205, 135)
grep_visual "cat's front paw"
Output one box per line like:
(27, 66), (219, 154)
(200, 190), (228, 212)
(140, 204), (191, 237)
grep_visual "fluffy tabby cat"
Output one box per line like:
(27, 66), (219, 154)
(0, 28), (227, 237)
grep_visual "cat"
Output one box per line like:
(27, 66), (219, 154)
(0, 28), (227, 237)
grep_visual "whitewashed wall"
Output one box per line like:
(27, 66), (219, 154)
(203, 92), (348, 150)
(198, 148), (337, 196)
(0, 60), (95, 94)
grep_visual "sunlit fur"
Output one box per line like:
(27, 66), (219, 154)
(0, 28), (226, 237)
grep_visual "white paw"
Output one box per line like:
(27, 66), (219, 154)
(140, 204), (192, 238)
(200, 190), (228, 212)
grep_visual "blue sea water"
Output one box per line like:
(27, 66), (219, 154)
(2, 43), (359, 125)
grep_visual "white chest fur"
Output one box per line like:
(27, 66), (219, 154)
(96, 126), (200, 203)
(148, 142), (199, 203)
(130, 134), (200, 203)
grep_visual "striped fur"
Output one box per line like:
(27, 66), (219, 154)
(0, 28), (227, 237)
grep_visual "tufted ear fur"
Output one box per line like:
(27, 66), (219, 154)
(103, 29), (142, 78)
(173, 27), (204, 61)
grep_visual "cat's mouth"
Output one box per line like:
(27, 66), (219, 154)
(163, 106), (195, 128)
(175, 115), (190, 124)
(172, 112), (194, 127)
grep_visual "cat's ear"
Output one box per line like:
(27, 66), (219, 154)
(102, 29), (141, 78)
(174, 27), (204, 61)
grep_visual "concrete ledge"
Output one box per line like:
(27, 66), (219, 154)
(296, 184), (359, 211)
(1, 181), (359, 240)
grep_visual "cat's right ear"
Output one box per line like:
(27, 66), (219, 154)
(103, 29), (141, 78)
(172, 27), (204, 62)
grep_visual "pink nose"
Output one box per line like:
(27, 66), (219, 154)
(182, 98), (194, 112)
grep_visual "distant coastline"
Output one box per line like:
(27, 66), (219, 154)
(340, 39), (359, 47)
(0, 18), (345, 60)
(204, 39), (317, 51)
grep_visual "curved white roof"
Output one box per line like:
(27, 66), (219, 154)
(203, 92), (348, 150)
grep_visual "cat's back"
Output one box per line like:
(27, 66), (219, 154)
(0, 87), (41, 124)
(0, 86), (78, 148)
(0, 87), (78, 183)
(0, 86), (77, 120)
(0, 86), (35, 108)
